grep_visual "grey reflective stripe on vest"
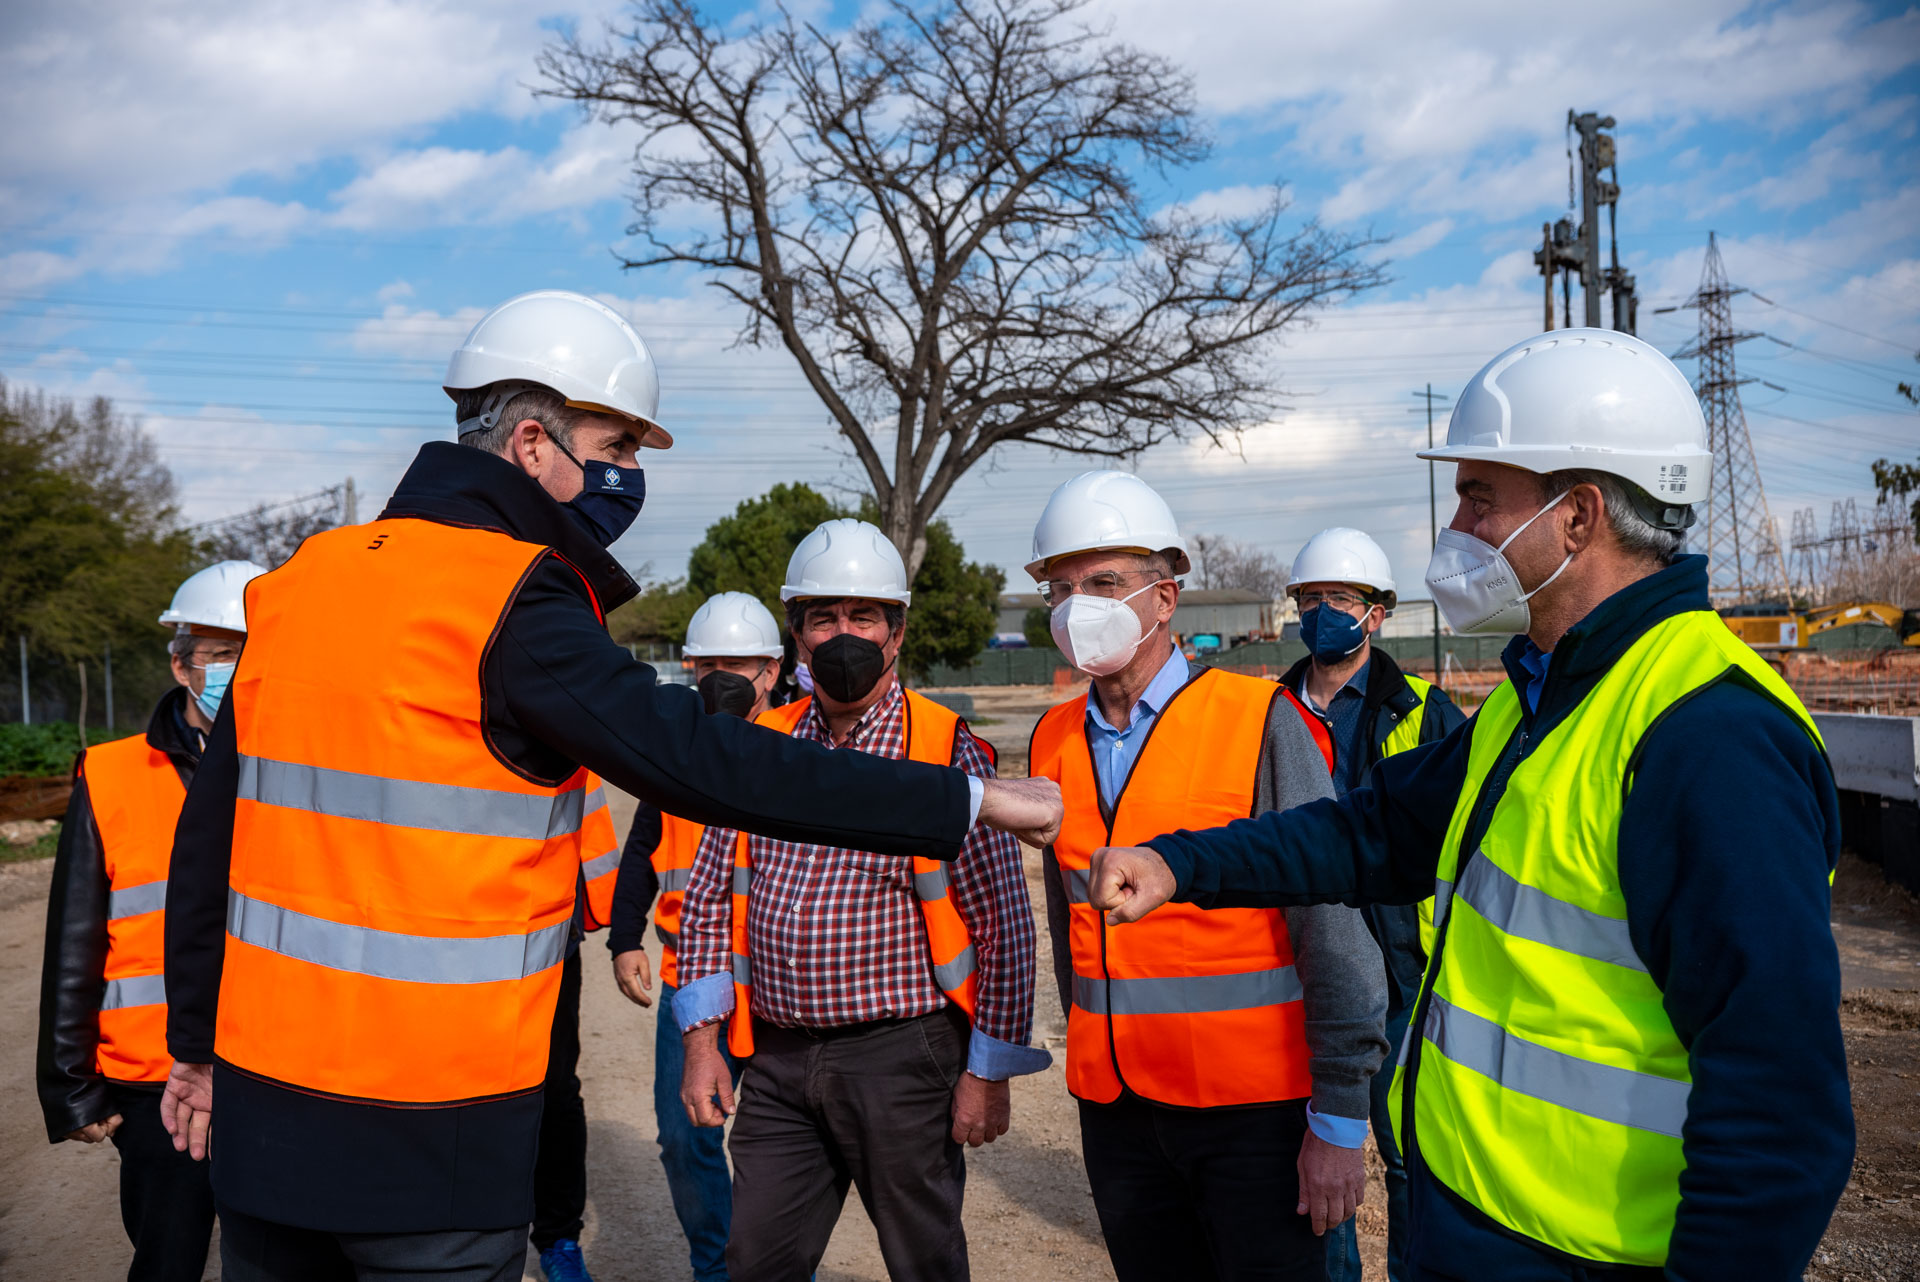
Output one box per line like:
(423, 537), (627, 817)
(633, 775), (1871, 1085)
(227, 891), (570, 985)
(932, 943), (977, 993)
(913, 866), (951, 900)
(1424, 993), (1688, 1139)
(101, 973), (167, 1010)
(1454, 855), (1646, 973)
(238, 755), (585, 840)
(1063, 867), (1092, 905)
(581, 847), (620, 881)
(655, 924), (679, 952)
(108, 879), (168, 921)
(732, 866), (751, 896)
(1431, 878), (1454, 937)
(658, 867), (692, 893)
(731, 952), (752, 987)
(584, 787), (607, 815)
(1072, 965), (1303, 1016)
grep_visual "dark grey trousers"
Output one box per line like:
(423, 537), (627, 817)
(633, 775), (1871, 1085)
(727, 1006), (970, 1282)
(217, 1204), (529, 1281)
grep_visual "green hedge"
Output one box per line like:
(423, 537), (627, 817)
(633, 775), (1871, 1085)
(0, 722), (84, 776)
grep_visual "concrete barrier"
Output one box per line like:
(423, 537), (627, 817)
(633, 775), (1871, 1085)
(1812, 712), (1920, 894)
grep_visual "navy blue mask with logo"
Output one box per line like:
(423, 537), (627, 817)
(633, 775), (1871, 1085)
(1299, 604), (1369, 663)
(555, 439), (647, 547)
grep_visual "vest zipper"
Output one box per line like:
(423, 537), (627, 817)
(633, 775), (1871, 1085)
(1397, 717), (1535, 1167)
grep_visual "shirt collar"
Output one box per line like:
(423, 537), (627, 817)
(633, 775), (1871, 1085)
(806, 678), (903, 747)
(1087, 646), (1189, 735)
(1298, 654), (1369, 715)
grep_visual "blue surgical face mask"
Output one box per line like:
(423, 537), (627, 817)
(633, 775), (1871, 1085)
(552, 435), (647, 548)
(195, 662), (236, 722)
(1299, 604), (1369, 664)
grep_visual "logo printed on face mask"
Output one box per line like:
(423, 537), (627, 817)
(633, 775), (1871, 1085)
(1049, 581), (1166, 677)
(603, 466), (622, 488)
(1424, 489), (1576, 636)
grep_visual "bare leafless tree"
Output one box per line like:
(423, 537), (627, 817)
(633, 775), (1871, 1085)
(1187, 532), (1289, 598)
(539, 0), (1386, 572)
(201, 489), (348, 568)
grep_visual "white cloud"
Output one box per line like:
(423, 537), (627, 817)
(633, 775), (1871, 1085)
(0, 1), (631, 213)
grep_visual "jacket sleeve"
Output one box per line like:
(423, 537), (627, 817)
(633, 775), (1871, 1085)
(164, 699), (240, 1064)
(36, 768), (114, 1142)
(607, 802), (661, 955)
(1040, 846), (1074, 1025)
(1619, 679), (1852, 1282)
(492, 560), (971, 860)
(1256, 698), (1388, 1132)
(1149, 713), (1478, 910)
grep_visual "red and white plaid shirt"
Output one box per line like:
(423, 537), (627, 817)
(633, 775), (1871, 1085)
(677, 682), (1035, 1045)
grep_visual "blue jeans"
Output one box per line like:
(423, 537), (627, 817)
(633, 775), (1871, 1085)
(1327, 1002), (1415, 1282)
(655, 983), (741, 1282)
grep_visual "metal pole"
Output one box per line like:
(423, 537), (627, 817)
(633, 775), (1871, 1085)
(1427, 384), (1442, 684)
(104, 642), (115, 734)
(18, 634), (28, 725)
(344, 477), (357, 525)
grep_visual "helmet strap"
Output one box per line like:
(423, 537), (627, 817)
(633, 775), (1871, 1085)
(456, 381), (543, 439)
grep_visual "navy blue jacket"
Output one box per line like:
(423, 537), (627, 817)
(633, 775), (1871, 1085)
(1148, 556), (1850, 1282)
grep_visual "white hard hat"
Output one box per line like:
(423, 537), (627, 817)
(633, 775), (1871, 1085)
(1418, 329), (1709, 527)
(443, 290), (672, 449)
(1026, 471), (1191, 580)
(683, 591), (784, 658)
(781, 519), (912, 606)
(1288, 528), (1397, 609)
(158, 560), (269, 633)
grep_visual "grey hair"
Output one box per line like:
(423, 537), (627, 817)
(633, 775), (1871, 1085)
(1541, 469), (1684, 565)
(785, 597), (907, 637)
(454, 383), (586, 456)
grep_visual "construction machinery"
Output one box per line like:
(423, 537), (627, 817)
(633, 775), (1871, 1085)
(1722, 601), (1920, 651)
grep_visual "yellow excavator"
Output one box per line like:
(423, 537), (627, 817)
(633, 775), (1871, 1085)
(1722, 601), (1920, 651)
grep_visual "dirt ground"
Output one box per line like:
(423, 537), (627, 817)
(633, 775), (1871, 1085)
(0, 682), (1912, 1279)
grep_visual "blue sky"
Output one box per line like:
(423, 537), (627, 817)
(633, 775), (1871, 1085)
(4, 0), (1916, 594)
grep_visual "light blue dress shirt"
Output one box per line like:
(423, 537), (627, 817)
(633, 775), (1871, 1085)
(1085, 647), (1190, 808)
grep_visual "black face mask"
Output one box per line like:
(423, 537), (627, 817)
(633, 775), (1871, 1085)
(808, 633), (894, 704)
(554, 436), (647, 548)
(698, 669), (760, 719)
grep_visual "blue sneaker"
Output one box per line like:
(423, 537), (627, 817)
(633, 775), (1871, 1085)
(539, 1239), (594, 1282)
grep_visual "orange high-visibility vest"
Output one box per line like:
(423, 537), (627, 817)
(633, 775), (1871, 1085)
(218, 519), (592, 1106)
(727, 690), (979, 1057)
(578, 775), (618, 932)
(650, 812), (706, 989)
(82, 732), (189, 1084)
(1030, 667), (1329, 1108)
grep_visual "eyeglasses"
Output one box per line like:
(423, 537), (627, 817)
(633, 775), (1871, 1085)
(1294, 591), (1371, 612)
(187, 648), (243, 667)
(1039, 570), (1165, 604)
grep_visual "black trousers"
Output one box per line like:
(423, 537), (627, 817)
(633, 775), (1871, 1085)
(1078, 1095), (1326, 1282)
(107, 1083), (216, 1282)
(217, 1204), (528, 1282)
(728, 1005), (970, 1282)
(532, 949), (588, 1251)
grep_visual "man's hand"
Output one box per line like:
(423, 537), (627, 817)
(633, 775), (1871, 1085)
(1296, 1128), (1365, 1236)
(160, 1061), (214, 1160)
(612, 949), (654, 1007)
(949, 1073), (1011, 1148)
(978, 776), (1063, 847)
(1088, 845), (1178, 924)
(680, 1023), (736, 1127)
(65, 1114), (124, 1144)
